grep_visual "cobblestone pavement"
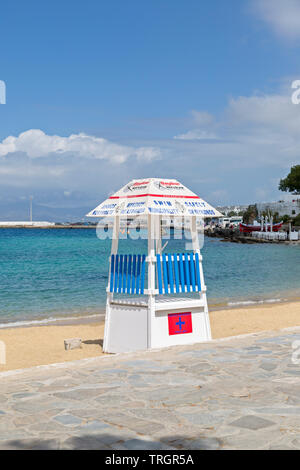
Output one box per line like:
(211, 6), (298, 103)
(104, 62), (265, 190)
(0, 328), (300, 450)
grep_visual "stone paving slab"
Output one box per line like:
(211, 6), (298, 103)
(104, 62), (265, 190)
(0, 328), (300, 450)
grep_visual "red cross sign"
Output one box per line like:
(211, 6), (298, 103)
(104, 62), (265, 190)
(168, 312), (192, 335)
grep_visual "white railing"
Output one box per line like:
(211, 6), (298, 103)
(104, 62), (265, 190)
(251, 231), (288, 241)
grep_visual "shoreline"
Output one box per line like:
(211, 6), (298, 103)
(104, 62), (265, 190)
(0, 299), (299, 372)
(0, 293), (299, 330)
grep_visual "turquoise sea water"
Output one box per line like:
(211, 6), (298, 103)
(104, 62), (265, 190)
(0, 228), (300, 326)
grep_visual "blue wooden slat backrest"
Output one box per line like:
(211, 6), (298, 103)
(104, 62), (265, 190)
(110, 254), (115, 293)
(114, 255), (119, 293)
(155, 252), (202, 294)
(162, 254), (169, 294)
(184, 253), (191, 292)
(136, 255), (141, 294)
(109, 252), (201, 295)
(118, 255), (123, 293)
(140, 255), (146, 294)
(179, 253), (185, 292)
(123, 255), (127, 293)
(127, 255), (132, 294)
(156, 254), (163, 294)
(109, 253), (146, 294)
(195, 252), (201, 291)
(167, 254), (174, 294)
(173, 254), (180, 293)
(189, 253), (196, 292)
(131, 255), (137, 294)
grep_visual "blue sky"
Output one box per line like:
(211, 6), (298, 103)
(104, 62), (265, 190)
(0, 0), (300, 220)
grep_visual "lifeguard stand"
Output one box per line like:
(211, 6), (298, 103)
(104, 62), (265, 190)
(87, 178), (222, 353)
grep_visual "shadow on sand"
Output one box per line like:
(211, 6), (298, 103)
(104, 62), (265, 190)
(82, 339), (103, 347)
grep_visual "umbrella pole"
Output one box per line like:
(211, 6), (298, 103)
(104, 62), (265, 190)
(155, 215), (162, 294)
(147, 214), (156, 349)
(103, 215), (120, 352)
(156, 215), (162, 254)
(190, 216), (211, 340)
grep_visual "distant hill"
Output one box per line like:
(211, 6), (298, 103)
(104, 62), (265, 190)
(0, 201), (92, 223)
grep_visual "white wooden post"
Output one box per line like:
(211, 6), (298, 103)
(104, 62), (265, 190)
(154, 215), (162, 292)
(156, 215), (162, 254)
(147, 214), (156, 349)
(190, 216), (211, 340)
(103, 216), (120, 352)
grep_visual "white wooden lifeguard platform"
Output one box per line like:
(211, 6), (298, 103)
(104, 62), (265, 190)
(87, 178), (222, 353)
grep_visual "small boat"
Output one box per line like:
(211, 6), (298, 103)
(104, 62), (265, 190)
(239, 221), (283, 233)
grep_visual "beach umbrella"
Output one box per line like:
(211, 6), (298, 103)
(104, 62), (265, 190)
(86, 178), (223, 218)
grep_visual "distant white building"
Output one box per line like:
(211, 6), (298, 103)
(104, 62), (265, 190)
(216, 204), (248, 216)
(257, 195), (300, 218)
(0, 221), (55, 227)
(217, 216), (243, 228)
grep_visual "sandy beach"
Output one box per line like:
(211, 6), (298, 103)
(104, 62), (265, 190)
(0, 300), (299, 372)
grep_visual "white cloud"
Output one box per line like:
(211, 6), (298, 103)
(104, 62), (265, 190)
(252, 0), (300, 40)
(173, 90), (300, 167)
(190, 111), (214, 126)
(134, 146), (161, 161)
(0, 129), (160, 163)
(174, 111), (217, 140)
(226, 94), (300, 135)
(209, 189), (229, 202)
(0, 87), (299, 219)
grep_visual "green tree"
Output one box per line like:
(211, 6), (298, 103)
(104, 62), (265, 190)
(279, 165), (300, 194)
(243, 204), (258, 224)
(293, 214), (300, 227)
(282, 214), (291, 224)
(261, 210), (280, 223)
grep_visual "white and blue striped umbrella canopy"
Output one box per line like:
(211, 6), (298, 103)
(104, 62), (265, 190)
(86, 178), (222, 218)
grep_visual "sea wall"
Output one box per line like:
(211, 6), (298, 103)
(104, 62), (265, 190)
(204, 226), (300, 244)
